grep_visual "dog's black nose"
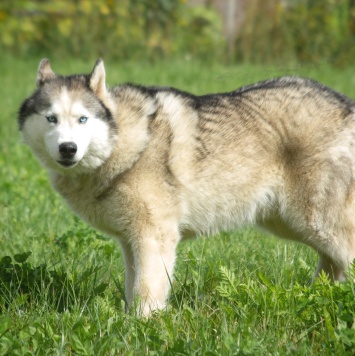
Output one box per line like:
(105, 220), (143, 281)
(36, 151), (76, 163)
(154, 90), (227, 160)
(59, 142), (77, 159)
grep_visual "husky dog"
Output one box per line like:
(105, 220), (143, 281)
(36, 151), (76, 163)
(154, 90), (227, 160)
(19, 59), (355, 316)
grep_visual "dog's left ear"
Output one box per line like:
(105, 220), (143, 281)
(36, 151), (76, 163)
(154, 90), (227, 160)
(37, 59), (56, 87)
(90, 59), (107, 99)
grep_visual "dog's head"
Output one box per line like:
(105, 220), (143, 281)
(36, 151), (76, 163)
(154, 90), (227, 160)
(19, 59), (117, 174)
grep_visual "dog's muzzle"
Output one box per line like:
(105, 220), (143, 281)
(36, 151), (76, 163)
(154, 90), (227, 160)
(58, 142), (77, 167)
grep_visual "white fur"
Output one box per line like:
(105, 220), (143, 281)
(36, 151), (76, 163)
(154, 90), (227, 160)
(157, 92), (199, 186)
(22, 89), (114, 174)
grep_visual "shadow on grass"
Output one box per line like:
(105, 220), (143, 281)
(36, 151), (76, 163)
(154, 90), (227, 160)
(0, 252), (109, 312)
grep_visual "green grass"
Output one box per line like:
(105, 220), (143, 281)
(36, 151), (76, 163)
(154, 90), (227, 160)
(1, 55), (355, 354)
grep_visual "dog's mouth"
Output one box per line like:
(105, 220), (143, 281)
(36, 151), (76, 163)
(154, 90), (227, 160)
(57, 160), (77, 168)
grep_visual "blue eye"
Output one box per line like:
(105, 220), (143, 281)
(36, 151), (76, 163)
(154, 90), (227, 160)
(79, 116), (88, 123)
(46, 115), (57, 123)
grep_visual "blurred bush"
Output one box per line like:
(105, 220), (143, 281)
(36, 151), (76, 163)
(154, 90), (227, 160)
(235, 0), (355, 65)
(0, 0), (224, 61)
(0, 0), (354, 65)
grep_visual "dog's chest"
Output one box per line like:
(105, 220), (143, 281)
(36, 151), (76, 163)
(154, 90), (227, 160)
(51, 174), (127, 236)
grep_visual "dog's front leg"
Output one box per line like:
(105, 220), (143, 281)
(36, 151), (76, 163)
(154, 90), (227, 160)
(132, 225), (180, 317)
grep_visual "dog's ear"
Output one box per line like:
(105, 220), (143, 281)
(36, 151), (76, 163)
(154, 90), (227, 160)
(37, 59), (56, 87)
(90, 59), (107, 99)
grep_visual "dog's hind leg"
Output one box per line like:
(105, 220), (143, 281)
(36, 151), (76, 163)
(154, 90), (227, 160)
(290, 154), (355, 283)
(314, 195), (355, 282)
(312, 224), (355, 282)
(314, 253), (347, 282)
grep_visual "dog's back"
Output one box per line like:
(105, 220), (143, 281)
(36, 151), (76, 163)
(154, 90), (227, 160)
(145, 78), (355, 245)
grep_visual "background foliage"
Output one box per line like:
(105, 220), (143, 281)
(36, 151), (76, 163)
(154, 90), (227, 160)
(0, 0), (223, 62)
(236, 0), (355, 65)
(1, 0), (355, 65)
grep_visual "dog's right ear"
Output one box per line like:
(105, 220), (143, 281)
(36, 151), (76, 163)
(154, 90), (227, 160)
(90, 59), (107, 99)
(36, 59), (56, 87)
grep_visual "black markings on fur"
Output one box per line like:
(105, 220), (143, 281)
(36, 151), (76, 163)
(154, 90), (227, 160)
(18, 96), (37, 130)
(234, 76), (354, 112)
(195, 135), (210, 161)
(18, 74), (117, 131)
(19, 73), (355, 139)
